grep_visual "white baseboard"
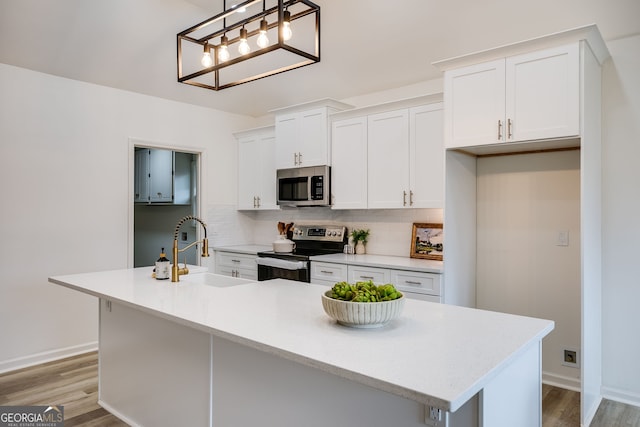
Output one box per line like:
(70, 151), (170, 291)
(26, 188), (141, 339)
(0, 342), (98, 374)
(601, 386), (640, 408)
(542, 371), (581, 392)
(582, 394), (602, 427)
(98, 400), (141, 427)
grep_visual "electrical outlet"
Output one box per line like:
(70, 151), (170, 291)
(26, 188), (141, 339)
(556, 230), (569, 246)
(562, 348), (580, 368)
(425, 406), (448, 427)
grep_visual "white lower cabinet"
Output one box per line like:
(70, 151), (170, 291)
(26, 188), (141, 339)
(311, 261), (442, 303)
(311, 262), (348, 286)
(215, 251), (257, 280)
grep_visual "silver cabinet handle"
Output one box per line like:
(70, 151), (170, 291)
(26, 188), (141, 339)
(298, 152), (302, 165)
(410, 190), (414, 206)
(320, 270), (334, 274)
(403, 190), (407, 206)
(498, 120), (503, 140)
(507, 118), (513, 139)
(359, 275), (374, 280)
(294, 152), (298, 165)
(253, 196), (257, 208)
(404, 280), (422, 285)
(257, 196), (261, 208)
(231, 259), (241, 263)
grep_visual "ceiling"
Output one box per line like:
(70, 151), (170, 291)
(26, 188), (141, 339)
(1, 0), (639, 118)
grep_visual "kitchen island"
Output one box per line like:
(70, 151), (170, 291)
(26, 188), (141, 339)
(50, 268), (553, 427)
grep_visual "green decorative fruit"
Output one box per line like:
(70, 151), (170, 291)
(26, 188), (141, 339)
(329, 281), (402, 302)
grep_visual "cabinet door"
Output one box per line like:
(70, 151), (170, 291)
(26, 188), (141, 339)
(444, 59), (506, 148)
(237, 136), (260, 210)
(256, 131), (278, 210)
(237, 129), (278, 210)
(134, 149), (150, 203)
(298, 108), (329, 167)
(367, 109), (410, 209)
(409, 103), (444, 208)
(331, 116), (368, 209)
(275, 112), (299, 169)
(506, 44), (579, 142)
(148, 149), (174, 203)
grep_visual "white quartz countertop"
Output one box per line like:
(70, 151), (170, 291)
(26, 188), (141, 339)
(310, 253), (444, 273)
(49, 268), (552, 412)
(212, 244), (271, 255)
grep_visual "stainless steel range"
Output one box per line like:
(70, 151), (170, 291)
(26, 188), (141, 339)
(257, 225), (347, 282)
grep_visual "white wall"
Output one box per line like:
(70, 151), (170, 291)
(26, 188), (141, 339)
(0, 63), (256, 371)
(601, 34), (640, 405)
(475, 151), (581, 388)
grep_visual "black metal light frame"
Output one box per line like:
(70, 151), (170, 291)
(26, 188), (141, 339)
(177, 0), (320, 91)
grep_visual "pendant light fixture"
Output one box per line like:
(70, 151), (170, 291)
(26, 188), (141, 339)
(218, 35), (230, 62)
(177, 0), (320, 91)
(256, 19), (269, 48)
(238, 26), (251, 55)
(281, 9), (292, 41)
(200, 42), (213, 67)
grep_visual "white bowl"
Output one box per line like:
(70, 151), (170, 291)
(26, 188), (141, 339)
(321, 291), (405, 328)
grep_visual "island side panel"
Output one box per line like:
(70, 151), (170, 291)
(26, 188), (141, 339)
(99, 299), (212, 427)
(210, 335), (478, 427)
(479, 341), (542, 427)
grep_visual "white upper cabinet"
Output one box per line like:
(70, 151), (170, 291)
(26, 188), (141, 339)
(236, 126), (278, 211)
(331, 116), (368, 209)
(330, 95), (444, 210)
(409, 103), (444, 208)
(272, 99), (352, 170)
(443, 43), (580, 149)
(506, 45), (580, 142)
(367, 109), (410, 208)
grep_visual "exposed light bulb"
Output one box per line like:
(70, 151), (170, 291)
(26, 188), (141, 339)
(201, 51), (213, 67)
(238, 28), (250, 55)
(218, 35), (230, 62)
(282, 10), (292, 41)
(257, 19), (269, 48)
(218, 45), (229, 62)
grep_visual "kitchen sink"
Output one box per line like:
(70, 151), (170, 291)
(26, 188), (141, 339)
(180, 272), (254, 287)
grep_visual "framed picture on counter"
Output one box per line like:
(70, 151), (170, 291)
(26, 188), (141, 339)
(410, 223), (443, 261)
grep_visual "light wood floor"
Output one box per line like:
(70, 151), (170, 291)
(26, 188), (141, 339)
(1, 352), (639, 426)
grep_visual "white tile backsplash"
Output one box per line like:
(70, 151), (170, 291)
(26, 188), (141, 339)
(205, 206), (443, 258)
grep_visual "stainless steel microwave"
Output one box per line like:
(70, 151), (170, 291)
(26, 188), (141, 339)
(276, 165), (330, 207)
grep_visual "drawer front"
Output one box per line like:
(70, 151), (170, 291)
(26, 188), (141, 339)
(311, 262), (348, 283)
(348, 266), (390, 284)
(391, 270), (442, 296)
(216, 252), (257, 269)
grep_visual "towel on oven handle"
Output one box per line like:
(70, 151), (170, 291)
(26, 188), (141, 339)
(255, 257), (307, 270)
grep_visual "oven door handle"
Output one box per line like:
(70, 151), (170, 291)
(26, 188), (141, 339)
(256, 257), (307, 270)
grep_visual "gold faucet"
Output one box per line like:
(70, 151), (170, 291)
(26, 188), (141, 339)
(171, 215), (210, 282)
